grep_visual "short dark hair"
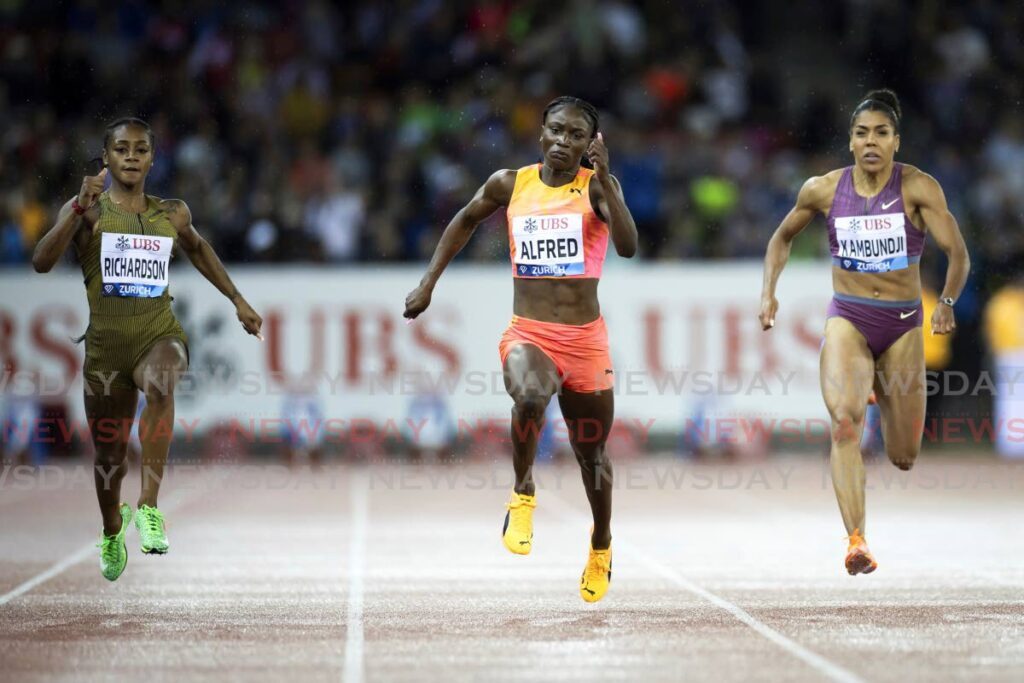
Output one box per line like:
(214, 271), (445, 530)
(103, 117), (154, 149)
(542, 96), (600, 138)
(850, 89), (901, 133)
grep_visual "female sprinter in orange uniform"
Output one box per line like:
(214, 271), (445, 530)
(404, 96), (637, 602)
(33, 117), (263, 581)
(759, 90), (969, 574)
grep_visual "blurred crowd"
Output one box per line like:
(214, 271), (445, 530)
(1, 0), (1022, 289)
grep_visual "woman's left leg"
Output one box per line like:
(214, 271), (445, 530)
(558, 387), (614, 602)
(872, 328), (926, 471)
(131, 337), (188, 553)
(558, 388), (614, 548)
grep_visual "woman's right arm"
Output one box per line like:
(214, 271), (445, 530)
(759, 175), (828, 330)
(32, 168), (106, 273)
(403, 169), (516, 319)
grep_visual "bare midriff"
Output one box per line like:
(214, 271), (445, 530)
(513, 278), (600, 324)
(832, 263), (921, 301)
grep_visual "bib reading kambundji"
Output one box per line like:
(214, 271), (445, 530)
(833, 212), (909, 273)
(100, 232), (173, 297)
(511, 213), (585, 277)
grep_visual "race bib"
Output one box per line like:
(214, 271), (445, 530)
(834, 213), (908, 273)
(100, 233), (173, 297)
(511, 213), (584, 277)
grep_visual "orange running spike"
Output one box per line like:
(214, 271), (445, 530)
(845, 528), (878, 575)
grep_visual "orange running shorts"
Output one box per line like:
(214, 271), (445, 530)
(498, 315), (614, 393)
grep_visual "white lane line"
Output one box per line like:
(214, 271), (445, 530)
(546, 493), (865, 683)
(0, 544), (95, 606)
(343, 470), (369, 683)
(628, 544), (864, 683)
(0, 486), (200, 607)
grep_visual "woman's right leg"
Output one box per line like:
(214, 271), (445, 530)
(820, 318), (876, 536)
(85, 383), (139, 535)
(502, 344), (560, 496)
(499, 343), (559, 555)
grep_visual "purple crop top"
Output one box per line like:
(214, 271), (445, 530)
(826, 163), (925, 273)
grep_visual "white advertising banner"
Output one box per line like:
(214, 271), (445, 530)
(1, 262), (834, 435)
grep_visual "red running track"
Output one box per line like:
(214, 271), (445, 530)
(1, 456), (1023, 682)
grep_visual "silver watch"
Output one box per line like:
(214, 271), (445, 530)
(939, 296), (955, 307)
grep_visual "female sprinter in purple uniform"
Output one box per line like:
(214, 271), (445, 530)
(759, 90), (969, 574)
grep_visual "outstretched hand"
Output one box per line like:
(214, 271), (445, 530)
(930, 303), (955, 335)
(759, 296), (778, 331)
(236, 299), (264, 340)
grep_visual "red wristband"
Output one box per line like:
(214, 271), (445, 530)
(71, 199), (86, 215)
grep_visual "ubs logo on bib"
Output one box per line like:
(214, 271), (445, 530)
(116, 236), (130, 251)
(130, 238), (164, 251)
(523, 218), (538, 233)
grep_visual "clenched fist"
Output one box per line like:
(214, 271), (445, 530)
(77, 168), (108, 211)
(404, 284), (433, 319)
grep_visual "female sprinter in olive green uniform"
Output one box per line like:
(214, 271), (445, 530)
(33, 117), (263, 581)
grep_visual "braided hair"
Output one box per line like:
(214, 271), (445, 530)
(103, 116), (154, 148)
(91, 117), (154, 171)
(541, 96), (599, 168)
(542, 96), (599, 137)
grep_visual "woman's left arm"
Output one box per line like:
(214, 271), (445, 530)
(908, 171), (970, 335)
(167, 199), (264, 339)
(587, 133), (638, 258)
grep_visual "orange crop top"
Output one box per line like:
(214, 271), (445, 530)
(506, 164), (609, 279)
